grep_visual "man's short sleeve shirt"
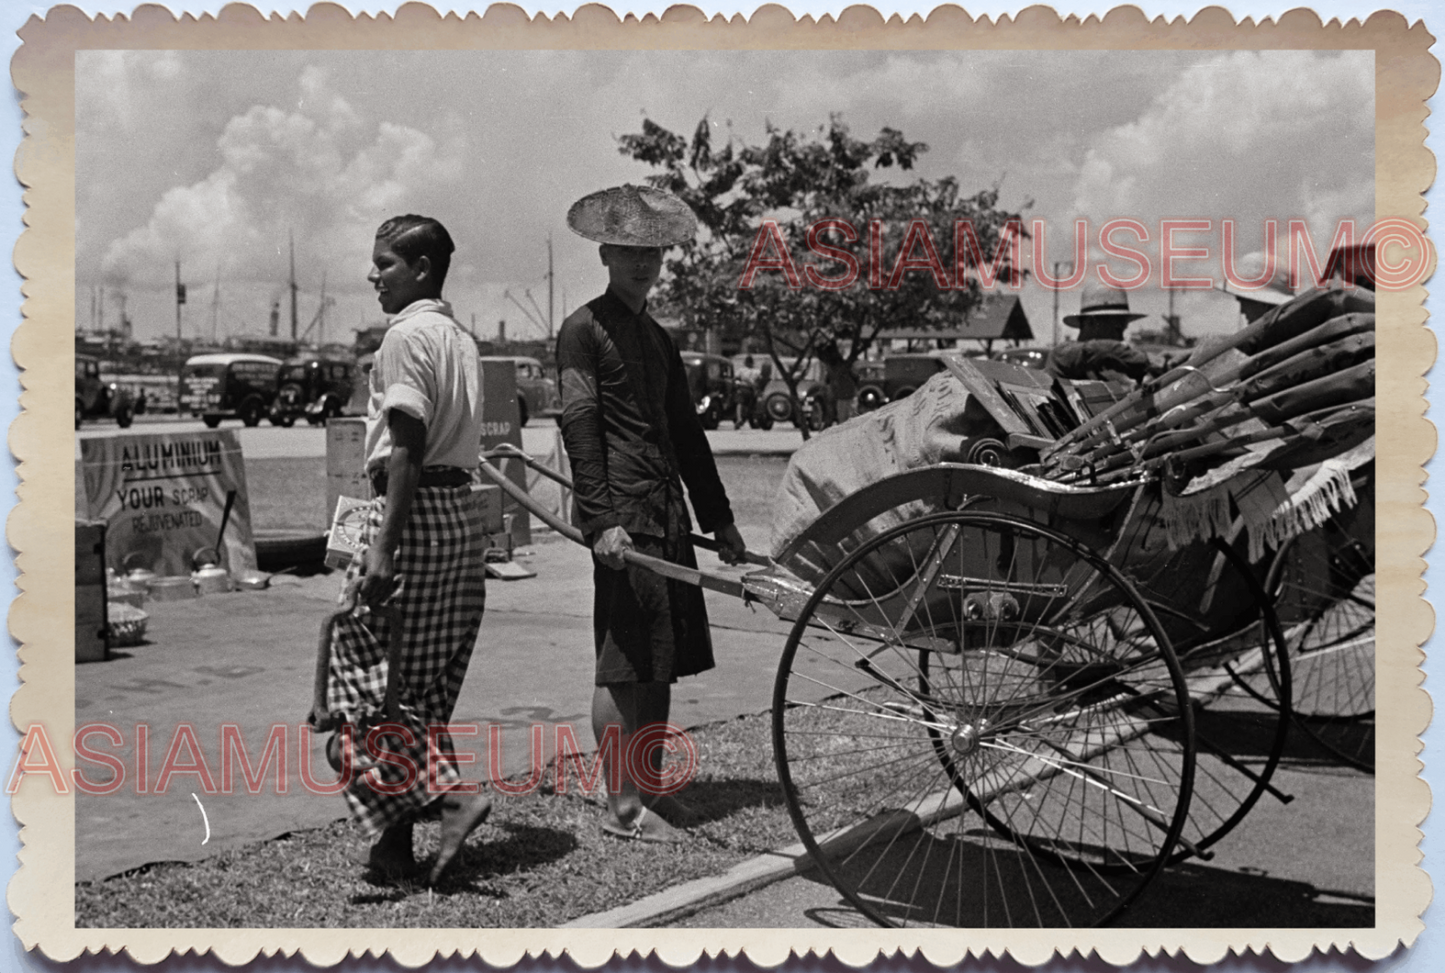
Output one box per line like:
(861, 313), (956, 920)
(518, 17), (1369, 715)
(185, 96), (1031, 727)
(365, 299), (484, 472)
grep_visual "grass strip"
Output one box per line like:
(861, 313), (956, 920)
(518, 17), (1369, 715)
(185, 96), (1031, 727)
(75, 708), (795, 928)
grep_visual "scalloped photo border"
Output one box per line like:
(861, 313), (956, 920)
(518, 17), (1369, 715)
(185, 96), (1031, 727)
(9, 3), (1436, 966)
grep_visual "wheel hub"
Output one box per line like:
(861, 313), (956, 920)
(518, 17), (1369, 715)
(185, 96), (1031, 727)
(950, 720), (987, 755)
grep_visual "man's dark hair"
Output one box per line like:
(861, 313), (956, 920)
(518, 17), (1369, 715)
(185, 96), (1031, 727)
(376, 215), (454, 285)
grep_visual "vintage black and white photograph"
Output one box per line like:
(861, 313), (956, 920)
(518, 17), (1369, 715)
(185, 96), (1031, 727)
(17, 7), (1428, 957)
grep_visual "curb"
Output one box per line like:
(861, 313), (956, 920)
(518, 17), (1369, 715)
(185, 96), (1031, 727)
(560, 839), (817, 929)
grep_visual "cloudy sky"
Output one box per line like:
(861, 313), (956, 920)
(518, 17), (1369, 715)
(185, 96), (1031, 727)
(76, 48), (1373, 346)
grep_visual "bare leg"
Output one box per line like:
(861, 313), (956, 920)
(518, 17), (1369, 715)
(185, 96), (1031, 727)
(594, 683), (682, 831)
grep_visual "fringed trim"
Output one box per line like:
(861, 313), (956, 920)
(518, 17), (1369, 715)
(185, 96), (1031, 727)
(1161, 480), (1234, 551)
(1247, 462), (1359, 563)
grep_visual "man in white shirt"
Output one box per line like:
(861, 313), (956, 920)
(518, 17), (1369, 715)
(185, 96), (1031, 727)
(326, 215), (492, 884)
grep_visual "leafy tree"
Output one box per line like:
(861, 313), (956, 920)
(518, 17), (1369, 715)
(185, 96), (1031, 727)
(618, 115), (1028, 436)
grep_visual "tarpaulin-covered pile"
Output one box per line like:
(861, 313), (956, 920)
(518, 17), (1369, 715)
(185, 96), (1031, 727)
(773, 285), (1375, 566)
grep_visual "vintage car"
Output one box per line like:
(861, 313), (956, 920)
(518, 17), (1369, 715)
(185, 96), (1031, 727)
(179, 353), (283, 428)
(757, 356), (828, 430)
(479, 356), (561, 427)
(271, 358), (359, 427)
(680, 351), (736, 431)
(882, 352), (952, 402)
(855, 359), (887, 412)
(75, 353), (135, 429)
(993, 345), (1051, 370)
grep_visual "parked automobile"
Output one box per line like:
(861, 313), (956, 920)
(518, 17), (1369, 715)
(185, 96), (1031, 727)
(179, 353), (283, 428)
(681, 352), (736, 431)
(883, 352), (950, 402)
(757, 356), (828, 430)
(75, 353), (134, 429)
(855, 359), (887, 413)
(480, 356), (561, 427)
(993, 346), (1050, 370)
(271, 358), (359, 427)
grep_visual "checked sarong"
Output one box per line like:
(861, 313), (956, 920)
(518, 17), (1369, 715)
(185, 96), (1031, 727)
(328, 483), (487, 834)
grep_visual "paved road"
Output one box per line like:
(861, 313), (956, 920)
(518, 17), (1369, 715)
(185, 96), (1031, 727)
(78, 414), (805, 459)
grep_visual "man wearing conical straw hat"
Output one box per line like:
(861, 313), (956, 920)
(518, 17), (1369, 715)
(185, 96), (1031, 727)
(1045, 278), (1152, 383)
(557, 185), (748, 843)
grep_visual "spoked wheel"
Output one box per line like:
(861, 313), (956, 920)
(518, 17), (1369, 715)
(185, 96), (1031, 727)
(1122, 536), (1294, 860)
(772, 510), (1195, 928)
(1265, 518), (1375, 772)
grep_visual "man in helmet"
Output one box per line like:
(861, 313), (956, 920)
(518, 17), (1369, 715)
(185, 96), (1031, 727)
(556, 185), (748, 843)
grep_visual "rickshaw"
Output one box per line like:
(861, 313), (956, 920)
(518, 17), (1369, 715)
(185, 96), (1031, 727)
(479, 284), (1376, 928)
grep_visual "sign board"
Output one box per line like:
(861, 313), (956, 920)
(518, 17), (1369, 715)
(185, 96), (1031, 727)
(479, 358), (531, 545)
(79, 430), (258, 576)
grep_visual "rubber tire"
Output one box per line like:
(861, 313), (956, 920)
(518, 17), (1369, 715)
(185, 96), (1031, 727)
(115, 405), (134, 429)
(240, 400), (264, 427)
(765, 393), (794, 424)
(771, 509), (1195, 929)
(272, 415), (296, 428)
(751, 414), (774, 431)
(517, 397), (529, 428)
(202, 415), (223, 429)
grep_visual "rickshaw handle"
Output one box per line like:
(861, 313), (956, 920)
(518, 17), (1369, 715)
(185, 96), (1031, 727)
(482, 444), (770, 567)
(477, 456), (763, 598)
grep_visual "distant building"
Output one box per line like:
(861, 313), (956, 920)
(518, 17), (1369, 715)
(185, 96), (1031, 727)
(877, 294), (1033, 353)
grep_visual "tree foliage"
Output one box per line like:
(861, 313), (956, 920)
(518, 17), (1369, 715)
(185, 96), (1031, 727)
(617, 115), (1028, 432)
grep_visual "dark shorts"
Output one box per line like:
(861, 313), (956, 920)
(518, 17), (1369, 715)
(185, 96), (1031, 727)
(593, 532), (716, 685)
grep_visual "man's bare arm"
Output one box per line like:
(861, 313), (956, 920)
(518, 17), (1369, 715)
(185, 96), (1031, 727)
(358, 409), (427, 606)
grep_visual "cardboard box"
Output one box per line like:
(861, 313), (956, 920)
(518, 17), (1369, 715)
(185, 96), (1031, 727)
(325, 495), (371, 570)
(472, 483), (504, 535)
(326, 418), (371, 519)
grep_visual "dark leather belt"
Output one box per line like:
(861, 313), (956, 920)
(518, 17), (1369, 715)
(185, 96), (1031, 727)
(369, 465), (472, 496)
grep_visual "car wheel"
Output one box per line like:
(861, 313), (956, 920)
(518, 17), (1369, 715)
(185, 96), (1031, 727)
(517, 397), (529, 428)
(765, 393), (793, 424)
(202, 415), (223, 429)
(891, 385), (918, 402)
(240, 400), (264, 427)
(323, 399), (341, 421)
(858, 385), (885, 413)
(115, 404), (134, 429)
(273, 415), (295, 428)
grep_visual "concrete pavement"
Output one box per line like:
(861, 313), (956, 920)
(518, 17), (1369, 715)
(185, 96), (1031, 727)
(75, 534), (794, 882)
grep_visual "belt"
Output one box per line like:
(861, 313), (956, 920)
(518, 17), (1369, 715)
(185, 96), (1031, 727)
(369, 465), (472, 496)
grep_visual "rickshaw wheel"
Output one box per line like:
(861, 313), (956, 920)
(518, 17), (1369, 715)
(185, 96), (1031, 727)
(1262, 519), (1375, 772)
(772, 510), (1195, 928)
(1121, 537), (1294, 862)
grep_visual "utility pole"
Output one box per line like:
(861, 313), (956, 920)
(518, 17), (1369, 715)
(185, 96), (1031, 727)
(1051, 262), (1062, 347)
(289, 230), (299, 342)
(546, 234), (555, 339)
(1050, 261), (1075, 346)
(210, 264), (222, 344)
(175, 261), (187, 400)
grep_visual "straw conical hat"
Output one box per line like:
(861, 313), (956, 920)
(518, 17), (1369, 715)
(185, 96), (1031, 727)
(566, 184), (698, 247)
(1063, 279), (1147, 328)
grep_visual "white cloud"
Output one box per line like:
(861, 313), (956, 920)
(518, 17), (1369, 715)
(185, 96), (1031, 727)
(100, 69), (468, 294)
(1071, 50), (1373, 228)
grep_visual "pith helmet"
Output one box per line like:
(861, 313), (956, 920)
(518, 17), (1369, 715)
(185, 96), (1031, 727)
(1064, 279), (1147, 328)
(566, 184), (698, 247)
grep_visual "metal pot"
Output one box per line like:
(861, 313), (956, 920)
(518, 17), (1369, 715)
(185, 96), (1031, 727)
(191, 562), (232, 595)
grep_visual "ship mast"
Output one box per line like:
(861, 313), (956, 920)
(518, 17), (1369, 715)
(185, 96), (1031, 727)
(289, 229), (299, 342)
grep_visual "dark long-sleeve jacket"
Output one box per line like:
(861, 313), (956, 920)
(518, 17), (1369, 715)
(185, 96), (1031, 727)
(555, 289), (734, 541)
